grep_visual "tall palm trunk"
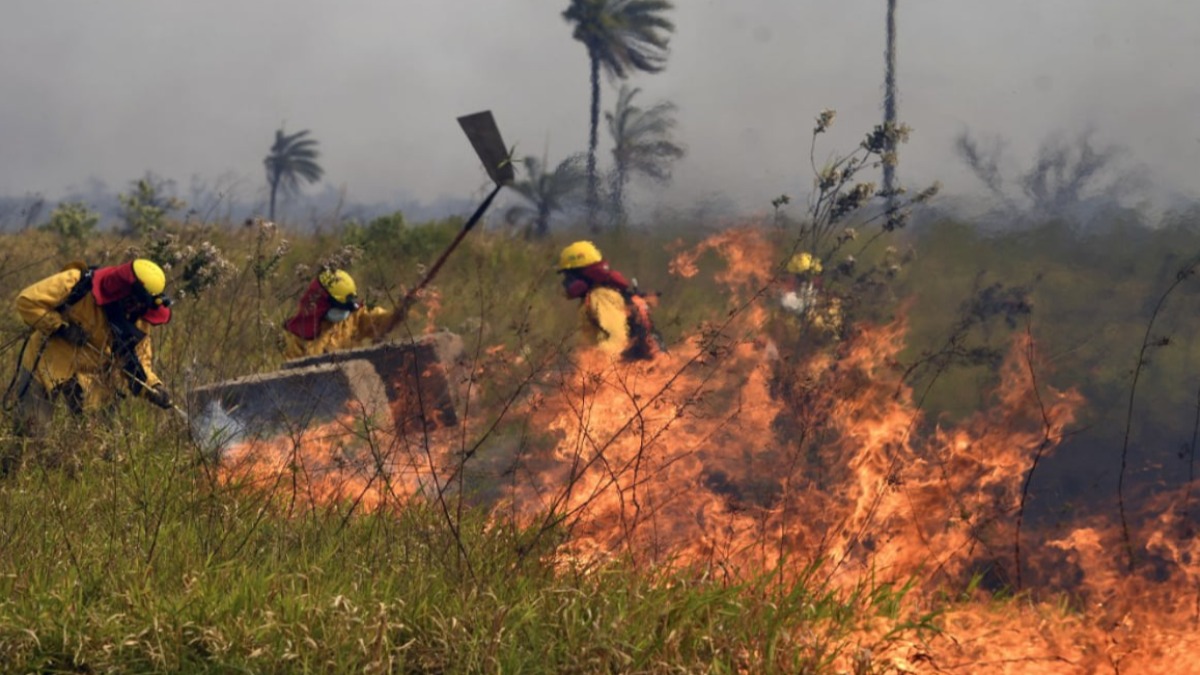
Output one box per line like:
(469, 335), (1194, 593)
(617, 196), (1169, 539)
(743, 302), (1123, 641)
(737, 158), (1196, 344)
(882, 0), (898, 212)
(268, 174), (280, 221)
(536, 203), (552, 238)
(586, 52), (601, 232)
(610, 163), (627, 230)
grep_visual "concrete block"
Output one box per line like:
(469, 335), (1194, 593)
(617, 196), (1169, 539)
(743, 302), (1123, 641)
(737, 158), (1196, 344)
(282, 331), (464, 434)
(188, 331), (464, 459)
(188, 359), (390, 456)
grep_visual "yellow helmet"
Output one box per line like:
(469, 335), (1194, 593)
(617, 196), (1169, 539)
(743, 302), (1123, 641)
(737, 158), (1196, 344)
(786, 252), (822, 276)
(318, 269), (357, 304)
(132, 259), (167, 295)
(557, 241), (603, 271)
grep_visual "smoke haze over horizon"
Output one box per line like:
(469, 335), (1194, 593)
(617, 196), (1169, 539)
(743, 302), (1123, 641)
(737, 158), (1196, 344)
(1, 0), (1197, 220)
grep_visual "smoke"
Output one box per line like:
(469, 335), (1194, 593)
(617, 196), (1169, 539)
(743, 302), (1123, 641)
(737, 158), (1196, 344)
(1, 1), (1197, 223)
(191, 400), (247, 462)
(948, 127), (1160, 228)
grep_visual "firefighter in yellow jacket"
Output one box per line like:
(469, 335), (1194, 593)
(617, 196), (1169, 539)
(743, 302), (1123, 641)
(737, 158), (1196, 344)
(7, 259), (174, 433)
(557, 241), (662, 361)
(780, 251), (842, 334)
(281, 269), (398, 359)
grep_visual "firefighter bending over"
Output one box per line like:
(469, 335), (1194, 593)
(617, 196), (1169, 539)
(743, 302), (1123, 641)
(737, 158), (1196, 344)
(282, 269), (400, 359)
(6, 259), (175, 435)
(557, 241), (663, 361)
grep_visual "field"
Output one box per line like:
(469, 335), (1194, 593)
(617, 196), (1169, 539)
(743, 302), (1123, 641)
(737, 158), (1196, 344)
(2, 210), (1200, 673)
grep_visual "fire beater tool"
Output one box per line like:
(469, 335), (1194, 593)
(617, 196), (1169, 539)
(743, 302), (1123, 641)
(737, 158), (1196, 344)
(392, 110), (514, 321)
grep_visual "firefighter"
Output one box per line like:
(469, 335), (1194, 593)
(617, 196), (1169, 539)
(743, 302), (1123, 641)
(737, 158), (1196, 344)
(6, 259), (175, 435)
(781, 251), (822, 316)
(557, 241), (662, 361)
(282, 268), (399, 359)
(781, 251), (842, 334)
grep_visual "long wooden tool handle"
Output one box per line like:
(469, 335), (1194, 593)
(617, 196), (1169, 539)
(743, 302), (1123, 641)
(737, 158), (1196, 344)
(395, 181), (504, 318)
(384, 181), (506, 336)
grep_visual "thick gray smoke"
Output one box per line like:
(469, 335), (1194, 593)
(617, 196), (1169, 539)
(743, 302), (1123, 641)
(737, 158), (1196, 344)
(0, 0), (1195, 224)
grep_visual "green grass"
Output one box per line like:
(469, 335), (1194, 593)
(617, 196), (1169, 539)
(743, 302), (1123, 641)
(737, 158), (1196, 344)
(3, 210), (1200, 671)
(0, 430), (933, 673)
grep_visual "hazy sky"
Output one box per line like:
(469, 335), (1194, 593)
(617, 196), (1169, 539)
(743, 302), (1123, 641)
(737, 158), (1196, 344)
(1, 0), (1197, 216)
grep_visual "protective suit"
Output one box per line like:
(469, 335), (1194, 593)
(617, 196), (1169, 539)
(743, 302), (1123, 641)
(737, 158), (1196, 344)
(282, 269), (398, 359)
(558, 241), (661, 362)
(579, 286), (631, 356)
(282, 306), (396, 359)
(10, 260), (172, 429)
(779, 251), (842, 335)
(781, 251), (822, 316)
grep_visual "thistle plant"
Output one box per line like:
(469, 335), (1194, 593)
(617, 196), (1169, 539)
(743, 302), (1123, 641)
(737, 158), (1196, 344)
(317, 244), (364, 275)
(176, 241), (235, 298)
(250, 219), (290, 285)
(770, 110), (940, 338)
(771, 194), (791, 229)
(141, 230), (234, 300)
(801, 109), (931, 253)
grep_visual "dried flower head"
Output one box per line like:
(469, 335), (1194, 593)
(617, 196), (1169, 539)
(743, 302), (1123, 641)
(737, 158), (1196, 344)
(816, 165), (844, 192)
(837, 255), (857, 275)
(863, 121), (913, 155)
(831, 182), (875, 222)
(177, 240), (233, 297)
(814, 109), (837, 134)
(913, 182), (941, 204)
(884, 211), (910, 232)
(319, 245), (364, 273)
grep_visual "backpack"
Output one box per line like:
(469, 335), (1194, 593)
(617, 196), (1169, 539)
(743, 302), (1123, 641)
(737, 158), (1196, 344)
(55, 261), (98, 313)
(618, 285), (665, 361)
(3, 262), (98, 409)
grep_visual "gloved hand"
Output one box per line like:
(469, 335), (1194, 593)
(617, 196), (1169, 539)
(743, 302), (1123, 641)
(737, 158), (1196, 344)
(53, 322), (90, 347)
(144, 383), (173, 410)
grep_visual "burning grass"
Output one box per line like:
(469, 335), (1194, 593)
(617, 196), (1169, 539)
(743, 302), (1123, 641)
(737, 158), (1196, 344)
(210, 227), (1200, 671)
(3, 222), (1200, 672)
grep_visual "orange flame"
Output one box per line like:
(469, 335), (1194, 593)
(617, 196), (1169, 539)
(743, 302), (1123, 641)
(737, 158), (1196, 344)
(216, 410), (454, 514)
(420, 287), (444, 334)
(218, 225), (1200, 672)
(511, 226), (1200, 671)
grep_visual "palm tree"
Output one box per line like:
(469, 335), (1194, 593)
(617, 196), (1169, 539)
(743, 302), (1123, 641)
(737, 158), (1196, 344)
(505, 154), (587, 238)
(264, 127), (324, 222)
(606, 85), (684, 228)
(562, 0), (675, 231)
(882, 0), (898, 214)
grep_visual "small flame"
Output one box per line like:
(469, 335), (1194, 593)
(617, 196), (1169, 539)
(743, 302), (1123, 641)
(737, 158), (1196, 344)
(420, 287), (443, 334)
(216, 410), (453, 513)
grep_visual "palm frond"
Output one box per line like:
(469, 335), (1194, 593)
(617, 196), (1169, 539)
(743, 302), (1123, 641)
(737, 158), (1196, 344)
(507, 153), (587, 235)
(564, 0), (675, 80)
(607, 85), (685, 200)
(264, 127), (325, 219)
